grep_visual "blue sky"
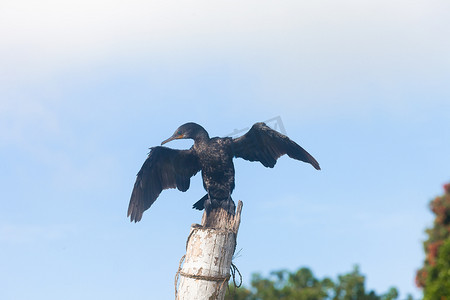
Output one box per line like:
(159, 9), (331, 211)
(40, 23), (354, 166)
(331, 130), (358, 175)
(1, 1), (450, 299)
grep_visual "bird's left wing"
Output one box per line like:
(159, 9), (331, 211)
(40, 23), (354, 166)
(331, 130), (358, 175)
(232, 122), (320, 170)
(127, 146), (201, 222)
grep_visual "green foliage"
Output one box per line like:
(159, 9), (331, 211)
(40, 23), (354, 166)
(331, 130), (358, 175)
(416, 183), (450, 291)
(334, 265), (367, 300)
(423, 239), (450, 300)
(225, 284), (255, 300)
(225, 265), (399, 300)
(250, 268), (334, 300)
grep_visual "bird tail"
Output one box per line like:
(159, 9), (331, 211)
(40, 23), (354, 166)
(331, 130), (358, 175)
(192, 194), (208, 210)
(192, 194), (236, 215)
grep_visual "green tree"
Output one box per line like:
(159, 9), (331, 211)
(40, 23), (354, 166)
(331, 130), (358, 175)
(225, 284), (255, 300)
(423, 239), (450, 300)
(225, 265), (399, 300)
(416, 183), (450, 294)
(332, 265), (398, 300)
(333, 265), (377, 300)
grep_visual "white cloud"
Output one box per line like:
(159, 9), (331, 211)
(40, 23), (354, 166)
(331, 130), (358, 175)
(1, 0), (449, 123)
(1, 0), (449, 73)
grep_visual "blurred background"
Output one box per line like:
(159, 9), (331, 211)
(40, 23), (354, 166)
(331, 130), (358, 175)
(1, 1), (450, 299)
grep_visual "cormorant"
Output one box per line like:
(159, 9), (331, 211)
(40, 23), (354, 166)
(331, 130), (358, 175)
(128, 122), (320, 222)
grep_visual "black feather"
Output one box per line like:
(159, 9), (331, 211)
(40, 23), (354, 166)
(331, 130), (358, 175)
(232, 122), (321, 170)
(128, 122), (320, 222)
(127, 147), (200, 222)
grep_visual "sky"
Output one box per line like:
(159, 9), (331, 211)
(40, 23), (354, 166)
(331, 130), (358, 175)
(1, 0), (450, 299)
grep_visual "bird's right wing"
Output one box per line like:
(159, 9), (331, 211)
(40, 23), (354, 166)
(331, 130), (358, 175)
(127, 146), (201, 222)
(232, 122), (320, 170)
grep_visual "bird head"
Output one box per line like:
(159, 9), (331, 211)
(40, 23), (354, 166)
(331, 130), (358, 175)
(161, 122), (209, 145)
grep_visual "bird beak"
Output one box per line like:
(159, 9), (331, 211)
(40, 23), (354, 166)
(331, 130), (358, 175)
(161, 134), (184, 145)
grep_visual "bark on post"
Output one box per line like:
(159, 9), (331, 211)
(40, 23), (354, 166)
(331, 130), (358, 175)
(176, 200), (243, 300)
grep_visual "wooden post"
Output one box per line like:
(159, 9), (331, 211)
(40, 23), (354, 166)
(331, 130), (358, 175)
(176, 200), (243, 300)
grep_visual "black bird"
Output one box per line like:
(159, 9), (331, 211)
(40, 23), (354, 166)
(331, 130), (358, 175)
(127, 122), (320, 222)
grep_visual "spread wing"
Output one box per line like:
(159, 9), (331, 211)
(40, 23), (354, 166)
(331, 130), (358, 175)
(127, 146), (201, 222)
(232, 122), (320, 170)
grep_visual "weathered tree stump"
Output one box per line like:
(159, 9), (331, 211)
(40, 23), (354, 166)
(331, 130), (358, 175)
(176, 200), (243, 300)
